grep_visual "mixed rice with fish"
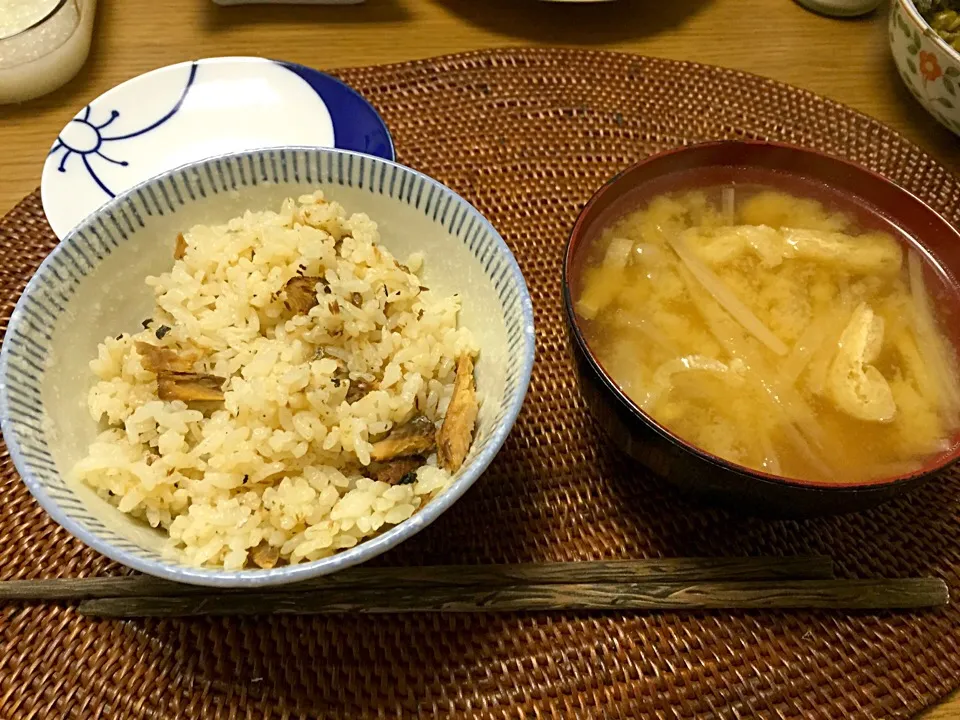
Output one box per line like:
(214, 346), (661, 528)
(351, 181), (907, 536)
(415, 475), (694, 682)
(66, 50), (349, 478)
(71, 192), (479, 569)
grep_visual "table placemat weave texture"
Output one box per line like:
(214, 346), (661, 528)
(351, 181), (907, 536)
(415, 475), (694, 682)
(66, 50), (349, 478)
(2, 48), (960, 720)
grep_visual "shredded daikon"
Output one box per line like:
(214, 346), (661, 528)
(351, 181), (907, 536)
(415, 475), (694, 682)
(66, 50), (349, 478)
(676, 266), (744, 356)
(612, 311), (678, 355)
(676, 264), (828, 449)
(670, 232), (789, 356)
(780, 315), (834, 387)
(806, 305), (856, 397)
(908, 251), (960, 421)
(781, 422), (833, 479)
(686, 225), (784, 268)
(633, 243), (667, 264)
(783, 298), (857, 394)
(603, 236), (634, 269)
(722, 186), (735, 225)
(758, 430), (782, 476)
(891, 325), (937, 402)
(640, 355), (742, 411)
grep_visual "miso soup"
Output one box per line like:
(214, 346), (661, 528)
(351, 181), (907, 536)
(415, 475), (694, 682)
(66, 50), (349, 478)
(573, 187), (960, 483)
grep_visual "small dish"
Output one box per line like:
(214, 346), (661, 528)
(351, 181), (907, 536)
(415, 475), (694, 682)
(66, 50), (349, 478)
(40, 57), (395, 238)
(563, 140), (960, 518)
(890, 0), (960, 136)
(2, 146), (535, 587)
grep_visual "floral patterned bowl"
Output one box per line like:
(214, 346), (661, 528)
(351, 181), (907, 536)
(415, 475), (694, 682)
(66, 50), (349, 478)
(890, 0), (960, 135)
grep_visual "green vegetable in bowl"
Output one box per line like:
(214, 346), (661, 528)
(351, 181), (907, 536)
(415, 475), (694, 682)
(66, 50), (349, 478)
(930, 9), (960, 49)
(915, 0), (960, 51)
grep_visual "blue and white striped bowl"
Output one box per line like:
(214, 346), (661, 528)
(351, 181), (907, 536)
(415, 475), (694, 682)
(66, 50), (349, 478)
(0, 147), (536, 587)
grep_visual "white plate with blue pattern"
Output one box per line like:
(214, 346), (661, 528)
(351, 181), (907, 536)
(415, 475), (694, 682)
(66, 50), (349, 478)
(1, 147), (535, 587)
(41, 57), (395, 239)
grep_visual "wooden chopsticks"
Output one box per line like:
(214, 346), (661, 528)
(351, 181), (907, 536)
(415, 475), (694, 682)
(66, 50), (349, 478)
(0, 557), (947, 618)
(0, 556), (835, 599)
(78, 578), (948, 618)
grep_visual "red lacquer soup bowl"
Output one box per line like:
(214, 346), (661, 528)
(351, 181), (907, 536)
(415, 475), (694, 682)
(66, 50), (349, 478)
(562, 141), (960, 518)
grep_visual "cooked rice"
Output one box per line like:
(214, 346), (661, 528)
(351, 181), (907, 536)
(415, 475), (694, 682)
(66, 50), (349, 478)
(71, 192), (478, 569)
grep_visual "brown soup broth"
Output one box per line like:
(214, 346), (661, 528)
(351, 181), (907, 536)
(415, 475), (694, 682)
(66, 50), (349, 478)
(572, 168), (960, 484)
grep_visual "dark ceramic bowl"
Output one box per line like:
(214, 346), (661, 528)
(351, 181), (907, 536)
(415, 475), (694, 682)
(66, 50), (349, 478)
(562, 140), (960, 518)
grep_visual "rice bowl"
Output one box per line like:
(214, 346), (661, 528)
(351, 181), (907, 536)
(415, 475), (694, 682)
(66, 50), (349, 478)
(0, 146), (535, 586)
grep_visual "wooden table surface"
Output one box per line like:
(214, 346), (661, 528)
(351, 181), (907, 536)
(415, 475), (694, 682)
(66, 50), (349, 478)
(0, 0), (958, 716)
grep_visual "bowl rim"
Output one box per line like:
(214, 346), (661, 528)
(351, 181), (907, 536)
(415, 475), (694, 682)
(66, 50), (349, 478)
(562, 138), (960, 491)
(0, 145), (536, 587)
(896, 0), (960, 67)
(0, 0), (69, 42)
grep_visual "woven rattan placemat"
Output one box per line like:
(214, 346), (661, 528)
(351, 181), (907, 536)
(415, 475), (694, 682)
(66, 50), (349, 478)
(2, 48), (960, 719)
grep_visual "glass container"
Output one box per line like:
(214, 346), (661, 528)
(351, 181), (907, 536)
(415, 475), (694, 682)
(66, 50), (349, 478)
(0, 0), (97, 104)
